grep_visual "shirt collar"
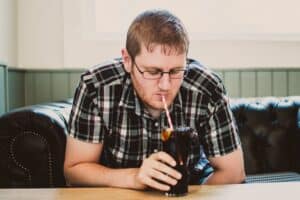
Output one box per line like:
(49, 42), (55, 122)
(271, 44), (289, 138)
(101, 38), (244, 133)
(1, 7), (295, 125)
(118, 75), (136, 109)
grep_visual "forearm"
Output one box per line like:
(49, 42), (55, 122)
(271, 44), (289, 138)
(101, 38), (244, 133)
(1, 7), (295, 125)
(204, 169), (245, 185)
(64, 163), (142, 189)
(204, 148), (246, 185)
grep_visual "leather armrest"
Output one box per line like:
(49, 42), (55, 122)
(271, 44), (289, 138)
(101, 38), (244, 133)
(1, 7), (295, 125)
(0, 101), (72, 188)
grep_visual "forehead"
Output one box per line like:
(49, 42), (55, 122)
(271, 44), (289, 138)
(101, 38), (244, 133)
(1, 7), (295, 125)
(145, 43), (184, 56)
(136, 44), (186, 68)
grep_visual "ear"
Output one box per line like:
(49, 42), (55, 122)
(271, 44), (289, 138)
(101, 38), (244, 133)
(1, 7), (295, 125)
(121, 48), (132, 73)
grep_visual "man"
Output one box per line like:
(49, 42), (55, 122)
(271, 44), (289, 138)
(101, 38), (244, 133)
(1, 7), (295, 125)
(64, 9), (245, 191)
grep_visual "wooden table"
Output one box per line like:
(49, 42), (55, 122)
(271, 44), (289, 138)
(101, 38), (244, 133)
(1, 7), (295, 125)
(1, 182), (299, 200)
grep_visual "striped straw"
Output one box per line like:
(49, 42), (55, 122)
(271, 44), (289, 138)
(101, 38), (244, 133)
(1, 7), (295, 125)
(161, 95), (174, 130)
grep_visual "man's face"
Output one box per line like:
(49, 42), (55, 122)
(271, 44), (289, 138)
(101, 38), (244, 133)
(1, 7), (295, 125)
(123, 45), (186, 116)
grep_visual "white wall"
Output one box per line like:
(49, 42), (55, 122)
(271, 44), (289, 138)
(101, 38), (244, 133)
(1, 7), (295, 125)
(0, 0), (17, 66)
(16, 0), (300, 69)
(18, 0), (63, 68)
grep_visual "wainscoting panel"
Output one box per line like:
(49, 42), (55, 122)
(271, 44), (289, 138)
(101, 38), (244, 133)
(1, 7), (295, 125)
(288, 71), (300, 95)
(257, 71), (272, 97)
(223, 71), (240, 97)
(24, 70), (83, 106)
(35, 72), (52, 104)
(241, 71), (256, 97)
(8, 70), (25, 110)
(5, 68), (300, 111)
(216, 69), (300, 98)
(0, 65), (7, 115)
(273, 71), (288, 97)
(52, 72), (70, 101)
(25, 72), (35, 105)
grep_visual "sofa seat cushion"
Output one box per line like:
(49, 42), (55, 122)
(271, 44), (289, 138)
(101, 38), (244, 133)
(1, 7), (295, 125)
(246, 172), (300, 183)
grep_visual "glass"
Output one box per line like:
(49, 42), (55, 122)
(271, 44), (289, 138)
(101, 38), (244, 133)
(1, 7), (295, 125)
(133, 61), (187, 80)
(161, 126), (194, 197)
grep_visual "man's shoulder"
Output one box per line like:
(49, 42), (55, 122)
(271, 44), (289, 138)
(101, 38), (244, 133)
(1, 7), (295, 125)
(183, 59), (225, 98)
(80, 58), (126, 88)
(185, 59), (223, 88)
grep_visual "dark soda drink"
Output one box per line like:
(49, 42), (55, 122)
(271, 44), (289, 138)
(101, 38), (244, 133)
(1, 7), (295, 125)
(161, 127), (194, 197)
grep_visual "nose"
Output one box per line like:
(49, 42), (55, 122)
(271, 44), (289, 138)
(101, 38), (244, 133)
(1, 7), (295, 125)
(158, 73), (171, 90)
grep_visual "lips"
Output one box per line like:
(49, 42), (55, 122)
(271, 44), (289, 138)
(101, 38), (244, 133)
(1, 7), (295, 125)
(161, 93), (168, 96)
(157, 93), (168, 100)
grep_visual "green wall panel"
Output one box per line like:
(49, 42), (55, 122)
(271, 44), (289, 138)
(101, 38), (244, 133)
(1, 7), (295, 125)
(257, 71), (272, 96)
(25, 72), (35, 105)
(273, 71), (288, 97)
(0, 65), (7, 115)
(24, 71), (82, 105)
(52, 72), (70, 101)
(34, 72), (52, 103)
(8, 71), (25, 110)
(224, 71), (240, 97)
(241, 71), (256, 97)
(288, 71), (300, 95)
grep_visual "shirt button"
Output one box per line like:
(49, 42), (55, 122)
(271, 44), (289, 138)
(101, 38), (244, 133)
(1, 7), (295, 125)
(154, 122), (159, 127)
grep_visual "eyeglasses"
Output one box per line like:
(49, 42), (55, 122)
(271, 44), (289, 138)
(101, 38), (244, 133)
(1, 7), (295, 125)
(133, 61), (188, 80)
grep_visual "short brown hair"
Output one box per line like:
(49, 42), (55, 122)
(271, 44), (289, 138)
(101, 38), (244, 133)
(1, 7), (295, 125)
(126, 9), (189, 60)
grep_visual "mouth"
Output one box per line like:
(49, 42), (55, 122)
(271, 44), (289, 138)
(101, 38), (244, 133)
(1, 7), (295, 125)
(156, 93), (168, 101)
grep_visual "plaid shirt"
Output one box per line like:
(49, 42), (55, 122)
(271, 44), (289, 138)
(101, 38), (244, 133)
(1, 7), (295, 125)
(68, 58), (241, 172)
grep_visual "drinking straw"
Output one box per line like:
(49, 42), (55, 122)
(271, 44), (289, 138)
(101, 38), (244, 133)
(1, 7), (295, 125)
(162, 95), (174, 130)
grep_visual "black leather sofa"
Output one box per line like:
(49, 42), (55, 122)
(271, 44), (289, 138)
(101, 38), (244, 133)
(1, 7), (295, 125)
(1, 97), (300, 188)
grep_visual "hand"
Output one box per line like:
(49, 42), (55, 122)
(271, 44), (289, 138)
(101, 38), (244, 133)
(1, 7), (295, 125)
(134, 151), (182, 191)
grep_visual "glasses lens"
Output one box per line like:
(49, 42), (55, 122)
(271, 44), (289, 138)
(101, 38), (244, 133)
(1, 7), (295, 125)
(138, 64), (188, 80)
(143, 72), (161, 79)
(169, 70), (186, 79)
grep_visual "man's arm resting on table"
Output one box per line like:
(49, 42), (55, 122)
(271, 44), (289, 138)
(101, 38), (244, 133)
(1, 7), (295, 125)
(64, 136), (181, 191)
(64, 136), (140, 188)
(204, 147), (246, 184)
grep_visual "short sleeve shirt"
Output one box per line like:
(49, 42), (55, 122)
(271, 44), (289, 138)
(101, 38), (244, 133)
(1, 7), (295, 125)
(68, 58), (241, 170)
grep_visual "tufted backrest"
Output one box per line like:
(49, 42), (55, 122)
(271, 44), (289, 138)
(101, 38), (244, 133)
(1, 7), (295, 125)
(230, 97), (300, 174)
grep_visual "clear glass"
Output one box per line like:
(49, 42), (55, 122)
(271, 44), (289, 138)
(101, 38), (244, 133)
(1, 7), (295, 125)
(161, 127), (194, 197)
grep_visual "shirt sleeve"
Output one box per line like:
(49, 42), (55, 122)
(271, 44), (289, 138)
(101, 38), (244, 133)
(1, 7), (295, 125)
(68, 76), (106, 143)
(202, 82), (241, 158)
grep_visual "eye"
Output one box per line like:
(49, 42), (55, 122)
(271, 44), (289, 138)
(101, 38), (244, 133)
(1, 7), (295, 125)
(147, 70), (161, 75)
(170, 68), (184, 75)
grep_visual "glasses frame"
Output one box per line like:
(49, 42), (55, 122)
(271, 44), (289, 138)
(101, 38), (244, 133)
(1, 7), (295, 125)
(133, 61), (188, 80)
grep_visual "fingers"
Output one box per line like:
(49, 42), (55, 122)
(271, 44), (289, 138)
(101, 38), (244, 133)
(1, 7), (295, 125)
(151, 151), (176, 167)
(150, 168), (178, 186)
(136, 151), (183, 191)
(141, 175), (170, 191)
(151, 159), (182, 180)
(138, 166), (176, 191)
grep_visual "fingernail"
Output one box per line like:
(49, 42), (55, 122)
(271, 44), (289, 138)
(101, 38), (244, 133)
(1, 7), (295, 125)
(171, 161), (176, 166)
(178, 173), (182, 179)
